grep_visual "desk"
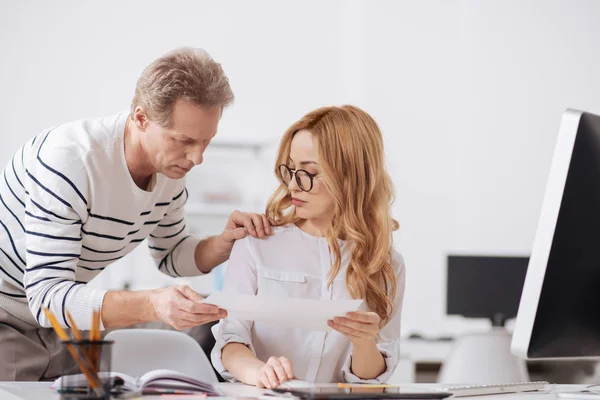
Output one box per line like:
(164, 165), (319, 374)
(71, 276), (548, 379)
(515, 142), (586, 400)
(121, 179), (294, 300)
(401, 339), (454, 364)
(0, 382), (266, 400)
(0, 382), (589, 400)
(399, 339), (596, 384)
(399, 339), (453, 383)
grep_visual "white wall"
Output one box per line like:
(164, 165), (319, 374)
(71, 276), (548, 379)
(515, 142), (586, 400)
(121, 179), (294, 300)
(361, 1), (600, 335)
(1, 0), (600, 337)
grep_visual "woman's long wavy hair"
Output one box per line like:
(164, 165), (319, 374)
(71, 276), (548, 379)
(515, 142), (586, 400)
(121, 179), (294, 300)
(266, 105), (399, 324)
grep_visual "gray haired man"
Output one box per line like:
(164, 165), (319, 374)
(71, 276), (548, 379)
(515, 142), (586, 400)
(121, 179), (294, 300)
(0, 48), (271, 380)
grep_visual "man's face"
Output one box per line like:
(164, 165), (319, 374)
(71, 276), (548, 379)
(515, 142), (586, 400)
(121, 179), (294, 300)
(141, 99), (221, 179)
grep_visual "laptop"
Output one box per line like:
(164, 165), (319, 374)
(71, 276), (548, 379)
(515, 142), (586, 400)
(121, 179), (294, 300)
(271, 386), (452, 399)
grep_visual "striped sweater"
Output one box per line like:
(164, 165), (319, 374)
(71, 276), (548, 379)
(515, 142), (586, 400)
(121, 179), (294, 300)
(0, 111), (202, 330)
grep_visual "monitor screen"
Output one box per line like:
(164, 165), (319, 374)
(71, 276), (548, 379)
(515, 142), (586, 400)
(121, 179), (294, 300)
(512, 110), (600, 359)
(447, 255), (528, 326)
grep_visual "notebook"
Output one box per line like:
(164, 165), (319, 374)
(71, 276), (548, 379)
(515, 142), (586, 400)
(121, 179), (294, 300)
(52, 369), (222, 395)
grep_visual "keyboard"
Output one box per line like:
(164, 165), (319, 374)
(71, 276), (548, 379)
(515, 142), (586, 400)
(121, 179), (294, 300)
(444, 381), (549, 397)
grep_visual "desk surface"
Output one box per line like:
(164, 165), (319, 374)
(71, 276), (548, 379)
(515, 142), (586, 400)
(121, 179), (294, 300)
(0, 382), (588, 400)
(0, 381), (272, 400)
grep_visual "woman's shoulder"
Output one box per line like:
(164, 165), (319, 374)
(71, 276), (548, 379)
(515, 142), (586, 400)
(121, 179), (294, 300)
(390, 248), (406, 276)
(232, 224), (310, 263)
(242, 223), (301, 248)
(270, 223), (298, 236)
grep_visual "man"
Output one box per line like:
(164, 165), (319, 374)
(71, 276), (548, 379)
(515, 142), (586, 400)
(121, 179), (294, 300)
(0, 47), (271, 380)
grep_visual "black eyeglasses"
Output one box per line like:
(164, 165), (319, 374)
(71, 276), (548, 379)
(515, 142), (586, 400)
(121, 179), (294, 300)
(278, 164), (318, 192)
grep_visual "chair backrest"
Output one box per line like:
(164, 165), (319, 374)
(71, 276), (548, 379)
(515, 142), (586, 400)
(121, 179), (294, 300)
(437, 330), (529, 384)
(105, 329), (218, 382)
(386, 356), (416, 384)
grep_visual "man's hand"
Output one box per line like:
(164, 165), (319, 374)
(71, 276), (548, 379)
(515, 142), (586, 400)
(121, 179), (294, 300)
(149, 285), (227, 330)
(256, 356), (295, 389)
(194, 211), (273, 274)
(222, 210), (273, 241)
(215, 210), (273, 255)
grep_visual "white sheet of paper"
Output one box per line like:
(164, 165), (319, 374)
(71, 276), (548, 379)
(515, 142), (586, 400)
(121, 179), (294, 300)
(204, 291), (363, 332)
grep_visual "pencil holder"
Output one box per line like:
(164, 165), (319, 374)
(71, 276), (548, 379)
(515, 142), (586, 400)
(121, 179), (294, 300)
(59, 340), (114, 400)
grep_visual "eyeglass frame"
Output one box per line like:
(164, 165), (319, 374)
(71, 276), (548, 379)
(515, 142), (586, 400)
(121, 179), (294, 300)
(278, 164), (318, 192)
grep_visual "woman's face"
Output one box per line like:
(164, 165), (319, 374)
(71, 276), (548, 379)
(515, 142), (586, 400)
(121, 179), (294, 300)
(284, 130), (335, 224)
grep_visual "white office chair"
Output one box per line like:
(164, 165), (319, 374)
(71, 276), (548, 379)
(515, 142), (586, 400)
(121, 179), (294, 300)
(105, 329), (218, 382)
(437, 329), (529, 384)
(387, 356), (416, 383)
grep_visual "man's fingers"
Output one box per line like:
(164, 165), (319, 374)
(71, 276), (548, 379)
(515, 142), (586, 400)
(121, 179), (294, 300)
(232, 227), (248, 240)
(232, 212), (258, 236)
(177, 299), (227, 327)
(179, 302), (227, 321)
(178, 298), (219, 314)
(221, 227), (248, 243)
(177, 286), (224, 315)
(195, 314), (225, 325)
(190, 303), (223, 315)
(178, 285), (205, 303)
(226, 211), (273, 239)
(170, 313), (222, 329)
(167, 314), (197, 330)
(262, 214), (272, 235)
(251, 214), (266, 238)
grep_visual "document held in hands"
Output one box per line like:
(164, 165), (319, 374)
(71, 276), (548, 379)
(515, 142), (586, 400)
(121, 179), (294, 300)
(204, 292), (363, 331)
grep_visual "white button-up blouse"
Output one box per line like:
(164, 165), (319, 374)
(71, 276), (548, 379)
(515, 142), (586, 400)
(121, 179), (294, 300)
(211, 224), (406, 383)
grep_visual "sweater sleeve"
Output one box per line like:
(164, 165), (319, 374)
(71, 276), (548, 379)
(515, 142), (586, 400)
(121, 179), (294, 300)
(147, 187), (203, 278)
(22, 131), (107, 330)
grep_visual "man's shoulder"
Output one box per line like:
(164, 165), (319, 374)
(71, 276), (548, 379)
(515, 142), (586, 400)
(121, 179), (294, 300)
(35, 111), (127, 158)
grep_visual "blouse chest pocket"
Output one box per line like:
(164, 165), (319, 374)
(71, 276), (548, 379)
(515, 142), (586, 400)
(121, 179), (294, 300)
(257, 266), (319, 299)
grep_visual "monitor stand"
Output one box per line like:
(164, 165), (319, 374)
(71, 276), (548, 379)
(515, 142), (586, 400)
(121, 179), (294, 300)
(491, 313), (509, 328)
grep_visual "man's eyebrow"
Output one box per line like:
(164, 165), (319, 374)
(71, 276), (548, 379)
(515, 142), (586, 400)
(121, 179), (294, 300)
(174, 133), (194, 140)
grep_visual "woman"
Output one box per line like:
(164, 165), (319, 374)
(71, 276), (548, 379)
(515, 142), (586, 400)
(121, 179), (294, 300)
(211, 105), (405, 387)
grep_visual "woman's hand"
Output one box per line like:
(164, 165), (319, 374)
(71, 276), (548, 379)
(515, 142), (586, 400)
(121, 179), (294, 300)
(327, 311), (381, 347)
(256, 356), (295, 389)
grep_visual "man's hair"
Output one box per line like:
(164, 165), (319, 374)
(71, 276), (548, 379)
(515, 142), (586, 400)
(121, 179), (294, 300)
(131, 47), (234, 128)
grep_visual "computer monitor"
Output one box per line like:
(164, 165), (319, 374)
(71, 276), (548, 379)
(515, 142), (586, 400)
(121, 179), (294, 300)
(447, 255), (528, 327)
(512, 109), (600, 359)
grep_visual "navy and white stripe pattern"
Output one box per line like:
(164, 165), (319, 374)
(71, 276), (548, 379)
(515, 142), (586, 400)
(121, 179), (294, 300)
(0, 112), (202, 330)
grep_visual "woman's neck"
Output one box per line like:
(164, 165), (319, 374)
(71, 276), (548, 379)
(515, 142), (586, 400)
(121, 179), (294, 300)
(296, 218), (330, 237)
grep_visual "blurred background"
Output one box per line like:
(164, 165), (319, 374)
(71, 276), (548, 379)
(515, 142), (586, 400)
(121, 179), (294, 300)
(2, 0), (600, 383)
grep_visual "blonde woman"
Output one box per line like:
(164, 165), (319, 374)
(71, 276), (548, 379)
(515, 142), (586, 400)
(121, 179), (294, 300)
(211, 105), (405, 387)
